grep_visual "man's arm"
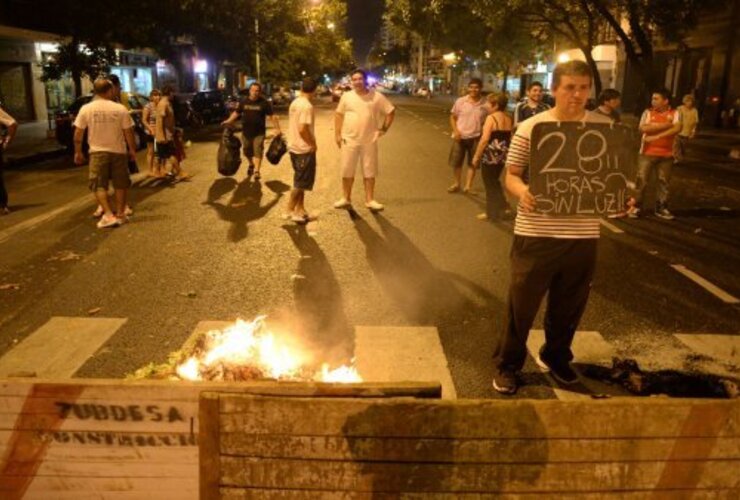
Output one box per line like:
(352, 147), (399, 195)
(505, 164), (536, 212)
(221, 110), (239, 127)
(271, 113), (281, 134)
(73, 127), (86, 165)
(450, 114), (460, 140)
(299, 123), (316, 151)
(124, 128), (137, 160)
(334, 112), (344, 148)
(378, 110), (395, 136)
(2, 121), (17, 148)
(644, 121), (682, 142)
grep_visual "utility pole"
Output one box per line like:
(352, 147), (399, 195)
(255, 18), (261, 82)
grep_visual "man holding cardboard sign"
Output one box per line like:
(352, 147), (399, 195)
(491, 60), (612, 395)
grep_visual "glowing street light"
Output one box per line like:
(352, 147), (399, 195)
(557, 52), (571, 63)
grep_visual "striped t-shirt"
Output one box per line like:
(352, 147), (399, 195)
(507, 109), (612, 239)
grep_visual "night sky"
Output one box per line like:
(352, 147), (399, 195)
(346, 0), (384, 65)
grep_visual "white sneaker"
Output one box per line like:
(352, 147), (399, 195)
(124, 206), (134, 217)
(92, 205), (104, 218)
(333, 198), (352, 209)
(96, 214), (120, 229)
(365, 200), (384, 211)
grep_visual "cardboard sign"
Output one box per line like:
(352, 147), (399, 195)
(529, 122), (637, 216)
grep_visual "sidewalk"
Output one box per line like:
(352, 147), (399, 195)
(4, 120), (67, 167)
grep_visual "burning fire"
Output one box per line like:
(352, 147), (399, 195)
(174, 316), (362, 383)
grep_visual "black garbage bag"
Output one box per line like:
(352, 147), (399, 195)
(266, 133), (287, 165)
(217, 128), (242, 176)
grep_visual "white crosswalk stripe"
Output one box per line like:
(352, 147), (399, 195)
(1, 318), (736, 403)
(526, 330), (626, 400)
(0, 316), (126, 378)
(354, 326), (457, 399)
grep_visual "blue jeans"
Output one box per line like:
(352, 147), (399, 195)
(634, 155), (673, 209)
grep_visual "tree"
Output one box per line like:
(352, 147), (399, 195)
(587, 0), (719, 108)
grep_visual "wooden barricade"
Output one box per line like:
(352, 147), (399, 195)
(200, 394), (740, 498)
(0, 379), (440, 499)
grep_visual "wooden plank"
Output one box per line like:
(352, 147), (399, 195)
(199, 392), (220, 500)
(219, 489), (739, 500)
(0, 317), (127, 378)
(0, 379), (441, 400)
(218, 397), (740, 439)
(219, 456), (740, 492)
(354, 326), (457, 399)
(4, 476), (198, 494)
(219, 434), (740, 463)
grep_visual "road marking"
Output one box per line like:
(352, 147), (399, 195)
(526, 330), (625, 400)
(0, 173), (146, 244)
(0, 317), (126, 378)
(0, 196), (91, 244)
(674, 333), (740, 365)
(670, 265), (739, 304)
(599, 218), (624, 234)
(354, 326), (457, 399)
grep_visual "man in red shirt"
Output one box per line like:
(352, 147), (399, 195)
(628, 89), (681, 220)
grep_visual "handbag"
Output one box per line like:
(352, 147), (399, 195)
(128, 158), (140, 174)
(266, 133), (287, 165)
(481, 116), (509, 168)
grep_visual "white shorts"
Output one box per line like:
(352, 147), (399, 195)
(340, 142), (378, 179)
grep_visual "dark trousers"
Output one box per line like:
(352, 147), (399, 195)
(0, 151), (6, 208)
(481, 162), (507, 218)
(493, 236), (598, 372)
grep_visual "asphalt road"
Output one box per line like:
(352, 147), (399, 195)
(1, 94), (738, 399)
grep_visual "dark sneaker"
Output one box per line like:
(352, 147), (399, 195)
(536, 353), (579, 385)
(492, 368), (517, 395)
(655, 207), (675, 220)
(247, 165), (255, 177)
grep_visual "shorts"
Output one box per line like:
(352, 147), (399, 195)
(155, 140), (174, 160)
(339, 142), (378, 178)
(88, 152), (131, 191)
(243, 134), (265, 159)
(449, 137), (480, 168)
(290, 151), (316, 191)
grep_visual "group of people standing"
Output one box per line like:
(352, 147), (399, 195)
(448, 75), (700, 227)
(224, 68), (395, 224)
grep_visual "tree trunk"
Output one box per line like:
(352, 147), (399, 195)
(70, 38), (82, 98)
(502, 65), (509, 93)
(581, 46), (602, 97)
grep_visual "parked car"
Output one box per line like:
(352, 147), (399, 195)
(270, 86), (294, 107)
(187, 90), (228, 126)
(54, 93), (150, 153)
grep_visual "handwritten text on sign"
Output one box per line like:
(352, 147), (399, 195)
(529, 122), (636, 216)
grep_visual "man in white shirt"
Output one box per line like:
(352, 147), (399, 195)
(286, 77), (318, 224)
(74, 78), (138, 229)
(334, 69), (395, 212)
(0, 105), (18, 215)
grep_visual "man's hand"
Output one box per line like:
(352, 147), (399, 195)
(519, 188), (537, 213)
(453, 130), (461, 141)
(128, 151), (137, 163)
(335, 135), (342, 148)
(74, 152), (85, 165)
(472, 154), (481, 166)
(643, 134), (658, 143)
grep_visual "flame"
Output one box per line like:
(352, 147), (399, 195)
(316, 362), (363, 383)
(174, 316), (361, 383)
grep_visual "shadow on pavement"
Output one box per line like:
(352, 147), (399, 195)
(282, 224), (353, 362)
(204, 178), (285, 242)
(353, 212), (498, 324)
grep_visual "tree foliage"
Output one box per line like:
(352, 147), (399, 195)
(1, 0), (353, 94)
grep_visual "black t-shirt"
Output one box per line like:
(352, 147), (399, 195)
(238, 97), (273, 137)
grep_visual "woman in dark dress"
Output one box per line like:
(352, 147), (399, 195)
(472, 93), (513, 221)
